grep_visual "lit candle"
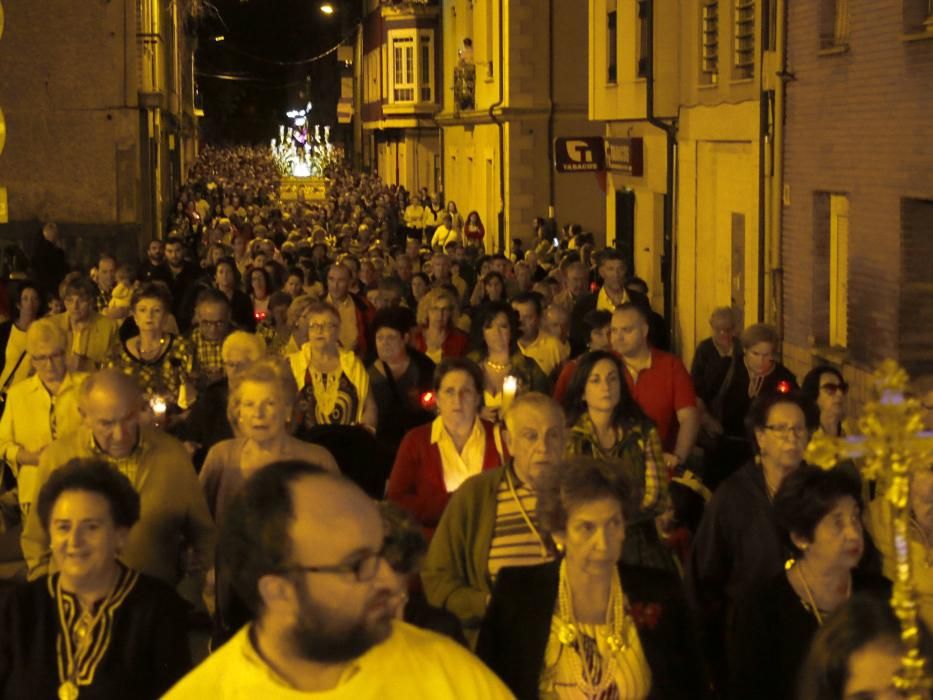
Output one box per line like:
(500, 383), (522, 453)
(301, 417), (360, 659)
(501, 375), (518, 415)
(149, 395), (167, 427)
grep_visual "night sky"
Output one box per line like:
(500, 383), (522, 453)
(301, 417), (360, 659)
(196, 0), (359, 144)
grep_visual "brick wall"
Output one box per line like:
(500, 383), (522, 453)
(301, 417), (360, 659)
(782, 0), (933, 388)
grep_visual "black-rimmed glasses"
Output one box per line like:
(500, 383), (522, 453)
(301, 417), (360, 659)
(277, 546), (388, 583)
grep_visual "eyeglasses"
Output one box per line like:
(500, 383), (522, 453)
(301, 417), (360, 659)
(308, 322), (339, 333)
(820, 382), (849, 396)
(32, 351), (65, 364)
(278, 547), (387, 583)
(764, 424), (809, 439)
(199, 319), (228, 328)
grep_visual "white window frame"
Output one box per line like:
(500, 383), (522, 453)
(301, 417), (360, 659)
(388, 29), (434, 105)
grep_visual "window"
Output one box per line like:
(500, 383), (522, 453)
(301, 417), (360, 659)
(899, 198), (933, 376)
(420, 34), (433, 102)
(819, 0), (849, 50)
(607, 4), (618, 83)
(389, 30), (434, 104)
(636, 0), (650, 78)
(701, 0), (719, 84)
(733, 0), (755, 79)
(812, 192), (849, 348)
(392, 36), (415, 102)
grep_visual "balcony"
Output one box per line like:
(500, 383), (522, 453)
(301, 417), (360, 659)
(453, 62), (476, 112)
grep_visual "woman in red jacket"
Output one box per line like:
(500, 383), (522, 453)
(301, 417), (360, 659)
(463, 210), (486, 249)
(387, 357), (505, 538)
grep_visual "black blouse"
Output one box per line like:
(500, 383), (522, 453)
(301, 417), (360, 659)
(0, 567), (192, 700)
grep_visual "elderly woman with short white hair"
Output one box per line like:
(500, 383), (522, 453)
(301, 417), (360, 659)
(175, 330), (267, 470)
(199, 356), (337, 525)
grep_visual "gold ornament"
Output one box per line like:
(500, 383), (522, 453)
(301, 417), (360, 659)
(557, 620), (577, 645)
(805, 360), (933, 697)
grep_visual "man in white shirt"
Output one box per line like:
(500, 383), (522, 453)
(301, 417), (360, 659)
(430, 214), (458, 250)
(511, 292), (567, 376)
(165, 461), (512, 699)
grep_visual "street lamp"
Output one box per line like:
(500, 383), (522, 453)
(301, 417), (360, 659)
(320, 2), (335, 15)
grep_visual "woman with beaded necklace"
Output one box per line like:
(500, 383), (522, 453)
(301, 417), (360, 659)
(729, 465), (890, 700)
(477, 457), (704, 699)
(467, 301), (550, 424)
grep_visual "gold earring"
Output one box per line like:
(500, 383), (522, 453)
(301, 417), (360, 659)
(555, 542), (565, 554)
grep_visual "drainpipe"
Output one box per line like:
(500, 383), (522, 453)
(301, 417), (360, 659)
(644, 0), (677, 336)
(488, 0), (505, 253)
(546, 0), (556, 214)
(772, 0), (788, 339)
(758, 91), (770, 324)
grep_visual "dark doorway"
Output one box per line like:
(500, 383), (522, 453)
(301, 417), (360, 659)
(614, 188), (636, 274)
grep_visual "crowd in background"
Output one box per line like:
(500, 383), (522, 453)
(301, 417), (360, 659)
(0, 145), (930, 698)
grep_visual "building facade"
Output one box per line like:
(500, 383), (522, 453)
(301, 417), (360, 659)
(358, 0), (442, 197)
(0, 0), (199, 263)
(781, 0), (933, 394)
(587, 0), (785, 360)
(438, 0), (605, 255)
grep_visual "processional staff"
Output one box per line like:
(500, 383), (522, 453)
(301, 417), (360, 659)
(806, 360), (933, 698)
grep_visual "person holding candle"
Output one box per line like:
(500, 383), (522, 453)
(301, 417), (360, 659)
(467, 301), (550, 424)
(562, 350), (675, 573)
(106, 282), (196, 417)
(387, 358), (505, 539)
(0, 458), (192, 699)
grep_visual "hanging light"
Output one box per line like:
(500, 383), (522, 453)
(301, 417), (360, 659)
(320, 2), (335, 14)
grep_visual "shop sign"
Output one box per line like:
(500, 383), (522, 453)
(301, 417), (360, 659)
(554, 137), (606, 173)
(607, 137), (644, 176)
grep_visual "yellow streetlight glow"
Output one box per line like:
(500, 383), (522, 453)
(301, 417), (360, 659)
(320, 3), (335, 15)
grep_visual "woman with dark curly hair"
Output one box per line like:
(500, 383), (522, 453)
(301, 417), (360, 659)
(477, 457), (704, 699)
(467, 300), (550, 424)
(796, 594), (927, 700)
(107, 282), (195, 415)
(0, 458), (191, 699)
(562, 350), (673, 573)
(729, 465), (889, 700)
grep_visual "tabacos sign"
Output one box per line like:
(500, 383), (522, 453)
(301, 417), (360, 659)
(554, 137), (606, 173)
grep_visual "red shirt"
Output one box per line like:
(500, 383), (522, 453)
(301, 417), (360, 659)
(622, 348), (697, 453)
(411, 326), (469, 359)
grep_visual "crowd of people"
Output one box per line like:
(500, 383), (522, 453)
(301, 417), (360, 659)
(0, 144), (930, 698)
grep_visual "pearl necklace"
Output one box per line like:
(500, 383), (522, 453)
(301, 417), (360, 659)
(485, 358), (511, 372)
(556, 560), (628, 698)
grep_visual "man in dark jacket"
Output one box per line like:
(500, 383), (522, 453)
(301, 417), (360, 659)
(569, 249), (651, 356)
(30, 223), (68, 300)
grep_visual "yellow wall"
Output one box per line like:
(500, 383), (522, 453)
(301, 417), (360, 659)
(443, 123), (501, 252)
(676, 101), (761, 366)
(588, 0), (679, 122)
